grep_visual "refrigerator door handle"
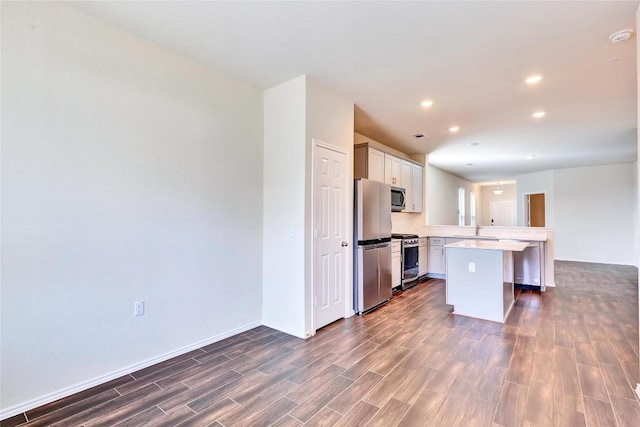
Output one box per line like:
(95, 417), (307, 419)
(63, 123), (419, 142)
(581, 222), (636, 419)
(363, 242), (390, 250)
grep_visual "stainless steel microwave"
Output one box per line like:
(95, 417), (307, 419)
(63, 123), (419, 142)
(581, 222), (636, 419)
(391, 186), (406, 212)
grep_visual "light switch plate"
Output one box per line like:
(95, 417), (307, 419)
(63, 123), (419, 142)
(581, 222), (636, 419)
(468, 262), (476, 273)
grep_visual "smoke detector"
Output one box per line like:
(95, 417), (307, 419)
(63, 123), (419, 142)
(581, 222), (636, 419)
(609, 29), (634, 43)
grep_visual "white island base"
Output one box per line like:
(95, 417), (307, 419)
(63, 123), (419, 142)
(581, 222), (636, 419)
(445, 240), (528, 323)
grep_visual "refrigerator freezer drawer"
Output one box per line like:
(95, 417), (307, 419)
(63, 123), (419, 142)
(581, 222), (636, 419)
(361, 246), (380, 312)
(355, 243), (392, 314)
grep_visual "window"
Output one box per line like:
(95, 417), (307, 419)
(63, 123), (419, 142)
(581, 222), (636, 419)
(458, 187), (465, 226)
(470, 191), (476, 226)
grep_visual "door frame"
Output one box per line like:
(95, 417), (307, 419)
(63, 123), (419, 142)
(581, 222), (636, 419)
(310, 139), (352, 336)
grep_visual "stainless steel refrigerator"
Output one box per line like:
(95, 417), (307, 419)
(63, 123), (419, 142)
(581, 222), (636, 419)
(353, 179), (393, 314)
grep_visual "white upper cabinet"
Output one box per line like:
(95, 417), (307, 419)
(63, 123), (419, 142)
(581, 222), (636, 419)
(384, 154), (402, 187)
(354, 143), (423, 213)
(399, 160), (423, 213)
(411, 163), (423, 213)
(401, 160), (413, 209)
(354, 146), (384, 182)
(367, 148), (385, 182)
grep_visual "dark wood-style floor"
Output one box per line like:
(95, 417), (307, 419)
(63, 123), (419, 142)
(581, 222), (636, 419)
(3, 261), (640, 427)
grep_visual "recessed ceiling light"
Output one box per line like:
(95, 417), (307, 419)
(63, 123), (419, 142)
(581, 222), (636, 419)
(420, 100), (434, 107)
(604, 56), (623, 64)
(526, 154), (536, 160)
(609, 29), (634, 43)
(531, 111), (546, 119)
(525, 74), (543, 84)
(449, 126), (460, 133)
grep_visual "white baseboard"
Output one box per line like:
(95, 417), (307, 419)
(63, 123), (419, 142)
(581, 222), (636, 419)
(261, 320), (306, 339)
(635, 383), (640, 401)
(0, 321), (261, 421)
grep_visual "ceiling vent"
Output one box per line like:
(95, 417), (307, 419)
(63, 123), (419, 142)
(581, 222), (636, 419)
(609, 29), (634, 43)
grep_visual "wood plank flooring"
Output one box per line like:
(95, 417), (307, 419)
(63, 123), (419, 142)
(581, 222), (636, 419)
(2, 260), (639, 426)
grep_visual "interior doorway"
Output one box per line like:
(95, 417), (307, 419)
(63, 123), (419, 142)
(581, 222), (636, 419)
(525, 193), (546, 227)
(312, 141), (349, 331)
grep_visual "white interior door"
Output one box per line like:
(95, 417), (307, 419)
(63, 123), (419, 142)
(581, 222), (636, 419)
(314, 143), (348, 330)
(489, 199), (516, 226)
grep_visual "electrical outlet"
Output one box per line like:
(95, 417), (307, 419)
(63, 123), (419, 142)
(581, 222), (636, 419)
(468, 262), (476, 273)
(134, 300), (144, 317)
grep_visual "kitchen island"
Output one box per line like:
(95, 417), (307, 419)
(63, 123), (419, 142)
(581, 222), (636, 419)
(445, 240), (529, 323)
(403, 225), (555, 288)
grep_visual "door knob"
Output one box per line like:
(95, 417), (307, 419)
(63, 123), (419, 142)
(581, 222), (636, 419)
(341, 241), (349, 247)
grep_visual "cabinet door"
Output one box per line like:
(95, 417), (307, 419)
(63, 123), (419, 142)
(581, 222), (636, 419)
(412, 164), (423, 213)
(384, 155), (393, 185)
(368, 148), (385, 183)
(392, 251), (402, 288)
(384, 154), (401, 186)
(418, 245), (427, 276)
(401, 161), (413, 211)
(428, 246), (445, 275)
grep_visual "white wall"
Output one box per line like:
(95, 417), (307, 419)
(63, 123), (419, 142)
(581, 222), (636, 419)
(262, 77), (307, 337)
(554, 163), (636, 264)
(516, 170), (555, 227)
(1, 2), (263, 415)
(305, 78), (354, 332)
(426, 164), (480, 226)
(263, 76), (353, 337)
(634, 160), (639, 267)
(636, 2), (640, 396)
(517, 164), (637, 265)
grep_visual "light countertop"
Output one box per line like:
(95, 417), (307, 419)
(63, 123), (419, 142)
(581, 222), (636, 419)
(445, 240), (529, 252)
(407, 226), (550, 242)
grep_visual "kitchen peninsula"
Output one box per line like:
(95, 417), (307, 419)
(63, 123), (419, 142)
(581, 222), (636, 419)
(445, 239), (529, 323)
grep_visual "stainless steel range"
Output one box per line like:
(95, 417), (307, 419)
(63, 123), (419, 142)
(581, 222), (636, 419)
(392, 234), (420, 289)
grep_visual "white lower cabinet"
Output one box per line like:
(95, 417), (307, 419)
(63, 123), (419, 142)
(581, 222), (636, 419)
(392, 240), (402, 288)
(418, 238), (428, 276)
(428, 237), (446, 275)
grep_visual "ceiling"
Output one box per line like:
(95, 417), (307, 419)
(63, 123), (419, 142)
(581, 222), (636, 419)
(70, 1), (638, 183)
